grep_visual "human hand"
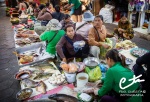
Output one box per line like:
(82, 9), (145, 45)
(62, 58), (67, 63)
(123, 33), (130, 39)
(94, 88), (99, 95)
(82, 88), (94, 93)
(102, 43), (110, 49)
(118, 28), (124, 32)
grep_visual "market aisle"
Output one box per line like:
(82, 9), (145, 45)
(0, 7), (21, 102)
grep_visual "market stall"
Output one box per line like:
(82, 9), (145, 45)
(11, 13), (150, 102)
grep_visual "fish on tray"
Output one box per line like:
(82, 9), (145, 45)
(36, 81), (46, 94)
(21, 79), (38, 88)
(48, 94), (78, 102)
(33, 73), (52, 80)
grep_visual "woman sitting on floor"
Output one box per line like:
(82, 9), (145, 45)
(114, 13), (134, 40)
(34, 4), (53, 35)
(56, 24), (89, 63)
(93, 49), (142, 102)
(40, 19), (65, 56)
(88, 15), (113, 59)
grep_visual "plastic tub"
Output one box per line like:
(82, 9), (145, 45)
(76, 73), (88, 88)
(64, 72), (76, 83)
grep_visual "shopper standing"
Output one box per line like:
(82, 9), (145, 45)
(64, 0), (82, 22)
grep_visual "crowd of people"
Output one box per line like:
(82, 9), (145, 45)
(13, 0), (150, 102)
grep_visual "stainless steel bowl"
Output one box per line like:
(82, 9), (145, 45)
(16, 88), (33, 100)
(83, 57), (100, 68)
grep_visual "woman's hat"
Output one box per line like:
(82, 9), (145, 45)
(46, 19), (62, 31)
(82, 11), (95, 22)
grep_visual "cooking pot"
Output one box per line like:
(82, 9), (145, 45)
(83, 57), (100, 68)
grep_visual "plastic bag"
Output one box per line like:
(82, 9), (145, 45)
(85, 66), (102, 82)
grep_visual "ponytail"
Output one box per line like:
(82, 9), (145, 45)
(106, 49), (127, 67)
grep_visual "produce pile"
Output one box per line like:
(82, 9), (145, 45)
(60, 63), (78, 73)
(116, 40), (136, 50)
(10, 17), (20, 24)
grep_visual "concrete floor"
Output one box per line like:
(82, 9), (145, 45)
(0, 6), (150, 102)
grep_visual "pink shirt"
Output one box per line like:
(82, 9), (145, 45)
(75, 21), (93, 40)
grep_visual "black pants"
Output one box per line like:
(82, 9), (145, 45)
(63, 44), (89, 59)
(132, 64), (150, 102)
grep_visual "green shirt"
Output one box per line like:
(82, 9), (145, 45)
(99, 62), (142, 102)
(40, 30), (65, 54)
(69, 0), (81, 9)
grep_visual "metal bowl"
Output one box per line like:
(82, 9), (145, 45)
(14, 70), (32, 80)
(83, 57), (100, 68)
(16, 88), (33, 100)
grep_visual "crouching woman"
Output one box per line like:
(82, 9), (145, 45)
(94, 49), (142, 102)
(56, 24), (89, 63)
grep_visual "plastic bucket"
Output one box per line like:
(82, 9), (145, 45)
(64, 72), (76, 83)
(76, 73), (88, 88)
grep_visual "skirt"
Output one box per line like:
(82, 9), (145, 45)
(73, 4), (82, 15)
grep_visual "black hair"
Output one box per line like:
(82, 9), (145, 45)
(94, 15), (103, 22)
(106, 49), (126, 67)
(46, 2), (50, 7)
(55, 5), (60, 12)
(39, 4), (46, 10)
(32, 2), (36, 8)
(64, 14), (70, 20)
(29, 2), (32, 5)
(64, 24), (75, 32)
(120, 13), (127, 18)
(18, 0), (23, 2)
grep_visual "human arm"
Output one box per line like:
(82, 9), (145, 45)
(56, 37), (67, 61)
(136, 52), (150, 66)
(37, 11), (52, 20)
(18, 3), (23, 12)
(96, 69), (114, 96)
(40, 32), (48, 41)
(88, 28), (110, 49)
(66, 4), (74, 10)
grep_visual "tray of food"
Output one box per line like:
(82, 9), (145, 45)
(14, 42), (55, 67)
(130, 48), (149, 57)
(14, 29), (41, 48)
(116, 40), (137, 51)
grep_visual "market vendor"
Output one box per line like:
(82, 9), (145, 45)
(56, 24), (89, 63)
(17, 0), (29, 14)
(64, 0), (82, 22)
(133, 52), (150, 102)
(88, 15), (112, 59)
(40, 19), (65, 56)
(93, 49), (142, 102)
(114, 13), (134, 40)
(75, 11), (94, 40)
(34, 4), (53, 35)
(32, 2), (40, 18)
(46, 2), (54, 13)
(60, 14), (75, 30)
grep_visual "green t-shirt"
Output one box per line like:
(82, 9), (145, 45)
(99, 62), (142, 102)
(69, 0), (81, 9)
(40, 30), (65, 54)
